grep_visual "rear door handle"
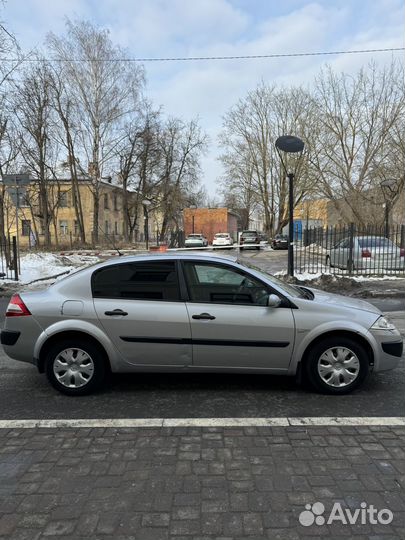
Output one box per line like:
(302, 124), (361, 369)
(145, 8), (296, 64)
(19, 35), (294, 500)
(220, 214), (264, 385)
(105, 309), (128, 316)
(192, 313), (216, 320)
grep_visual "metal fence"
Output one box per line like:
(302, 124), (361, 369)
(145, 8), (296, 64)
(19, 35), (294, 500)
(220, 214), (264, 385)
(294, 224), (405, 276)
(0, 236), (19, 281)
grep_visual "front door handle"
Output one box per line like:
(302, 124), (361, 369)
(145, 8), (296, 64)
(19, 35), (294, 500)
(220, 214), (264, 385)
(192, 313), (216, 320)
(105, 309), (128, 316)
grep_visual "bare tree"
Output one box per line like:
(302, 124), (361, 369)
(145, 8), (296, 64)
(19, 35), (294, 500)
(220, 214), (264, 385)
(47, 19), (144, 244)
(116, 103), (161, 242)
(219, 83), (315, 235)
(310, 62), (405, 226)
(48, 66), (87, 243)
(12, 59), (58, 247)
(155, 117), (207, 242)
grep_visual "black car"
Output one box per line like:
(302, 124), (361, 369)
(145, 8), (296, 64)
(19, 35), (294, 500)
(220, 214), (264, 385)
(239, 230), (260, 250)
(271, 234), (288, 250)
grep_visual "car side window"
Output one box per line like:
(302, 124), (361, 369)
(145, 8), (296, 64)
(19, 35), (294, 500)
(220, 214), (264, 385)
(92, 261), (180, 301)
(183, 262), (269, 305)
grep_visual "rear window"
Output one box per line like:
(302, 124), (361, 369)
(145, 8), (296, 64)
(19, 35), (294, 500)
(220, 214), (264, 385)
(358, 237), (395, 248)
(242, 231), (257, 236)
(215, 233), (229, 238)
(188, 234), (202, 238)
(92, 261), (180, 301)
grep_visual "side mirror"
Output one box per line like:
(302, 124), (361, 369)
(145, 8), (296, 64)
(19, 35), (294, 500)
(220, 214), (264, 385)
(267, 294), (282, 308)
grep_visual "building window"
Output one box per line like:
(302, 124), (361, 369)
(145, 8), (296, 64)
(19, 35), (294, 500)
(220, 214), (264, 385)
(74, 220), (79, 236)
(59, 220), (69, 235)
(114, 221), (119, 235)
(114, 194), (118, 211)
(21, 220), (31, 236)
(18, 190), (30, 207)
(58, 191), (70, 208)
(104, 193), (109, 209)
(105, 221), (109, 234)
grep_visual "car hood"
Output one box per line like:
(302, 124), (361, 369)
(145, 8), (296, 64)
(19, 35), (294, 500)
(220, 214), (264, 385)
(306, 287), (381, 315)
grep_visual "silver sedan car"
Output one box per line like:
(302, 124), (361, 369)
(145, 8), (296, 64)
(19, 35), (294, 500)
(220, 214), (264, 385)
(326, 236), (405, 271)
(1, 254), (402, 396)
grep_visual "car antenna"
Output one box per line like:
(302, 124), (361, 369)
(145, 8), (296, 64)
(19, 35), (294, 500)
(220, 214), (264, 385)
(96, 224), (123, 257)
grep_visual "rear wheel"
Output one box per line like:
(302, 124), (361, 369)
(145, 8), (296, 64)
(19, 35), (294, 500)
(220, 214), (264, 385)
(304, 336), (370, 394)
(45, 338), (107, 396)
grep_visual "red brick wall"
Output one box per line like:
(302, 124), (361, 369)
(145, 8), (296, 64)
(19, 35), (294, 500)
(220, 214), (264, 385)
(184, 208), (235, 243)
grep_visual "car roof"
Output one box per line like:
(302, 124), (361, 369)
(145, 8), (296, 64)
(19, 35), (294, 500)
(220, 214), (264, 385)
(95, 252), (238, 267)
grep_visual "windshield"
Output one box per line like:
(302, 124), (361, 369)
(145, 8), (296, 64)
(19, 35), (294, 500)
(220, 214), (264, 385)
(238, 260), (307, 298)
(188, 234), (202, 238)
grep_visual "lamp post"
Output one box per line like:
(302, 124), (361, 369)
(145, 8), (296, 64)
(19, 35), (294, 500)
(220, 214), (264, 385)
(275, 135), (305, 277)
(189, 204), (197, 234)
(380, 179), (398, 239)
(141, 198), (152, 250)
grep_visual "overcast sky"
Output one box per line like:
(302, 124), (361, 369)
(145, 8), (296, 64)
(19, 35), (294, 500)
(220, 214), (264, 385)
(3, 0), (404, 195)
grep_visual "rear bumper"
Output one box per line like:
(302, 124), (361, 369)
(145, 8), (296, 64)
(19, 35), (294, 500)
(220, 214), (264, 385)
(1, 330), (21, 346)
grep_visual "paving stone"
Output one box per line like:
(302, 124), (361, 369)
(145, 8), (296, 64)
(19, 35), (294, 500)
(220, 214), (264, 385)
(0, 425), (404, 538)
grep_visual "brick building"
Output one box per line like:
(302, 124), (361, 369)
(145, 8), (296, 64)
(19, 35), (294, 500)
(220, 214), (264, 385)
(183, 208), (239, 243)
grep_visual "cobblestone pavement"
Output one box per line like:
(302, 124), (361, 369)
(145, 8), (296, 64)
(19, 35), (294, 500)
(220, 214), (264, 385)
(0, 424), (404, 539)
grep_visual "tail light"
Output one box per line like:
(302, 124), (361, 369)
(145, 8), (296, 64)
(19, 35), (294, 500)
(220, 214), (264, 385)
(361, 249), (371, 258)
(5, 294), (31, 317)
(400, 248), (405, 257)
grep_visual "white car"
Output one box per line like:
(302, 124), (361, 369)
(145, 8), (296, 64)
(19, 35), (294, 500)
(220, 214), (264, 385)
(212, 233), (234, 247)
(184, 234), (208, 248)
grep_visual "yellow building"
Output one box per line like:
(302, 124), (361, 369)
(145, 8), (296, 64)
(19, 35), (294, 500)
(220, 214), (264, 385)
(294, 198), (329, 227)
(2, 178), (133, 248)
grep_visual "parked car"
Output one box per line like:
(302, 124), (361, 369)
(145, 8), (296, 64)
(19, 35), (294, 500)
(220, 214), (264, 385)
(239, 230), (260, 250)
(326, 236), (405, 271)
(271, 234), (288, 250)
(184, 233), (208, 248)
(2, 254), (402, 396)
(212, 233), (233, 247)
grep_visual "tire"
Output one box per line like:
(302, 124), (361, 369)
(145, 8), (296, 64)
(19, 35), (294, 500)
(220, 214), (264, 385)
(304, 336), (370, 395)
(240, 246), (244, 251)
(45, 338), (108, 396)
(256, 246), (260, 250)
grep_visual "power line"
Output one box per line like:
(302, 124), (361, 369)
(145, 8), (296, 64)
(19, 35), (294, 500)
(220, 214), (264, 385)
(1, 46), (404, 63)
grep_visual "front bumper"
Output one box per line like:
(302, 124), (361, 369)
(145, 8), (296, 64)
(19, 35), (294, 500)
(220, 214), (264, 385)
(369, 328), (404, 371)
(381, 341), (403, 357)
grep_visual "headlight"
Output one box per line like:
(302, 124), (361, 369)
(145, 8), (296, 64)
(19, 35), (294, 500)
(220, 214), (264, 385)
(371, 316), (397, 331)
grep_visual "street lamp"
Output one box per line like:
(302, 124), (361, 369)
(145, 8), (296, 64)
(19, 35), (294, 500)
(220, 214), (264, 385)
(141, 198), (152, 250)
(380, 179), (398, 239)
(189, 204), (197, 234)
(275, 135), (305, 277)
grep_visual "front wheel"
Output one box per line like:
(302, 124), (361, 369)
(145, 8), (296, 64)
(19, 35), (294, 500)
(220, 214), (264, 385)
(304, 336), (370, 394)
(45, 338), (107, 396)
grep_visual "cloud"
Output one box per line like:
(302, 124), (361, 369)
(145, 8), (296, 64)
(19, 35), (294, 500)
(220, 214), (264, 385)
(2, 0), (404, 194)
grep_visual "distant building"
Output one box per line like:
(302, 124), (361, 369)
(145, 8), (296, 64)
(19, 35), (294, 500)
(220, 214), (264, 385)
(1, 177), (133, 248)
(183, 207), (239, 243)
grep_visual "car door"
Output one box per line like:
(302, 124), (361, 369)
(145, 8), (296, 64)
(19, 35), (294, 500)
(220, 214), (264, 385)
(92, 260), (192, 366)
(182, 261), (295, 371)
